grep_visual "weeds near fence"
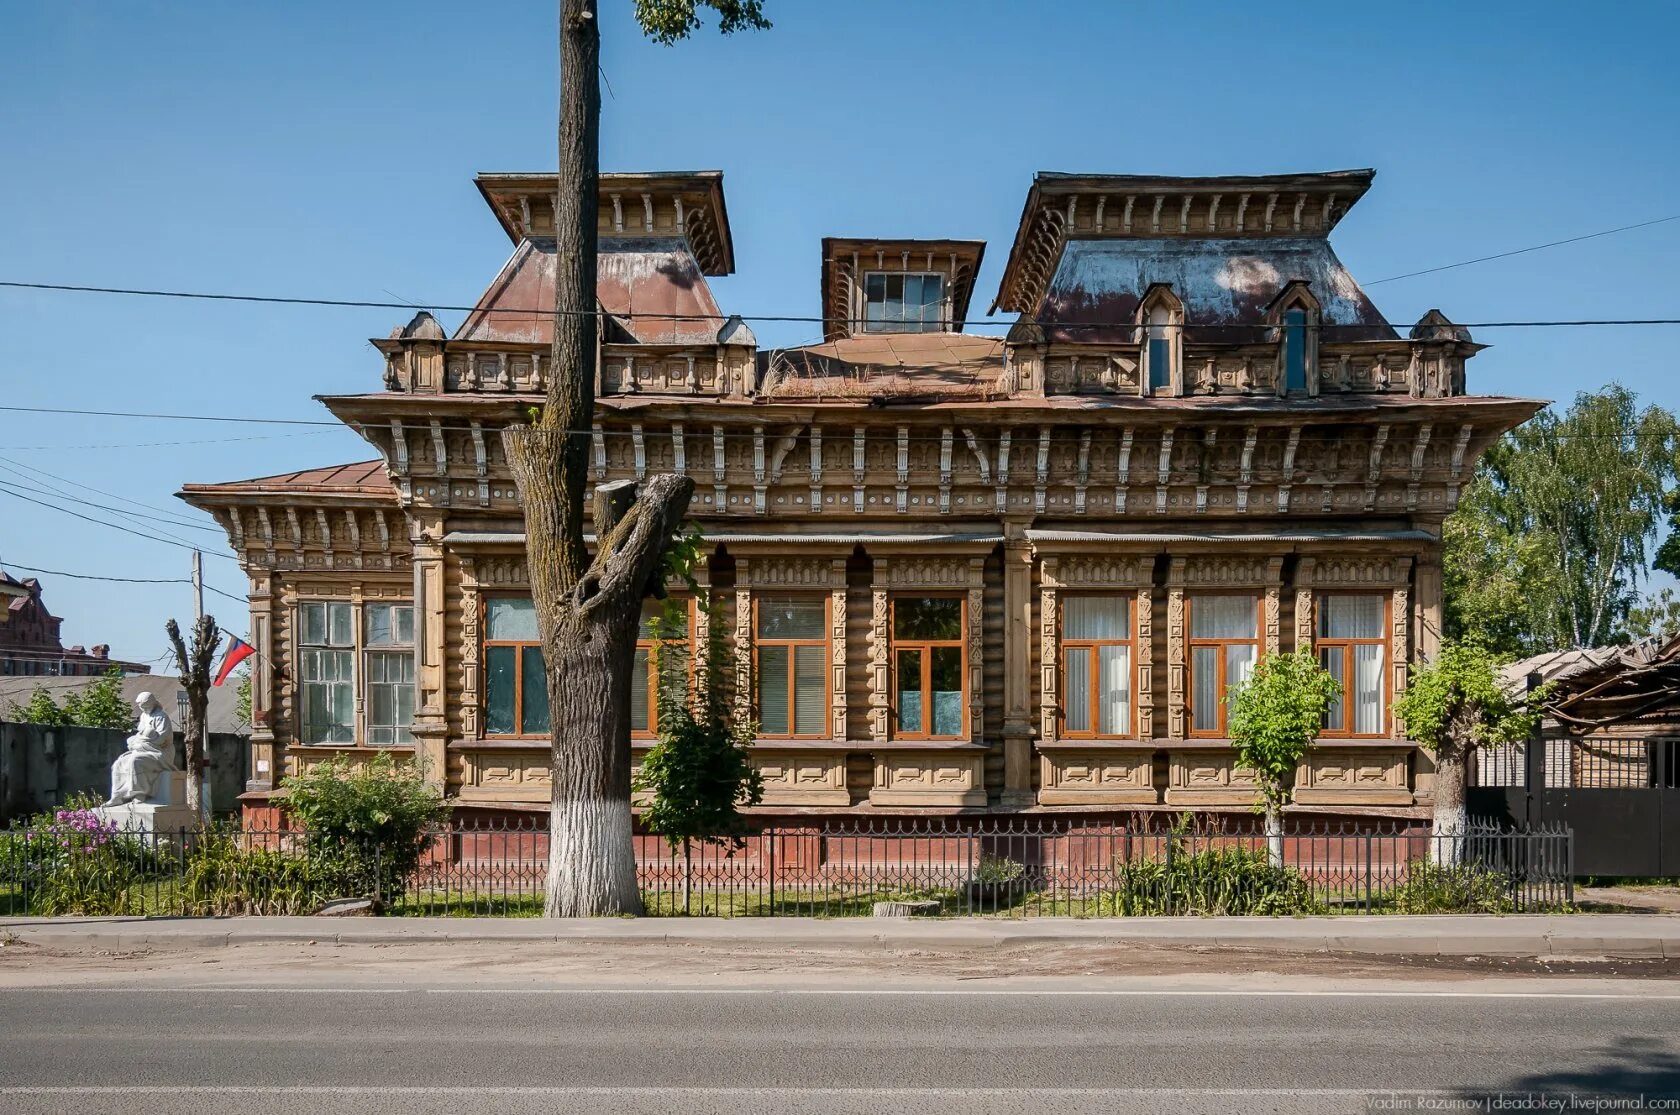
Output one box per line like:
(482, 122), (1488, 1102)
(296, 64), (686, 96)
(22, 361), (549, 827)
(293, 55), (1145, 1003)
(0, 815), (1574, 918)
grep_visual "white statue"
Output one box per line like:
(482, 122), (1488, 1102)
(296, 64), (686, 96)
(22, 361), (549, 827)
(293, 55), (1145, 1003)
(104, 692), (175, 806)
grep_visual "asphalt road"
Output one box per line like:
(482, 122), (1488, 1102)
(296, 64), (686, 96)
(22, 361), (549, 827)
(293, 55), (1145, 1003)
(1, 982), (1679, 1115)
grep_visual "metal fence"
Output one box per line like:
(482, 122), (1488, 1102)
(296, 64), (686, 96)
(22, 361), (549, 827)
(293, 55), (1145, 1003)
(0, 814), (1573, 918)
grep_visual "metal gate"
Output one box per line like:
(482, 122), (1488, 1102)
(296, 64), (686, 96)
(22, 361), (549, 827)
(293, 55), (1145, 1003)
(1471, 736), (1680, 876)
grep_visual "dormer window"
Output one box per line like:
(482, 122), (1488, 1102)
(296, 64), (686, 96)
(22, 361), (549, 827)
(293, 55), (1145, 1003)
(1147, 305), (1173, 390)
(1136, 285), (1184, 396)
(1283, 308), (1308, 392)
(863, 272), (946, 333)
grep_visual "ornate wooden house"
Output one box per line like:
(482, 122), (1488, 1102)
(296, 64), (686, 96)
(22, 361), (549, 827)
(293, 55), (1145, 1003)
(179, 167), (1543, 820)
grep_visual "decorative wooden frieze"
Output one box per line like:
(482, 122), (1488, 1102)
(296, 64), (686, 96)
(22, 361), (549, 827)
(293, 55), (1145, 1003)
(1073, 429), (1091, 514)
(1312, 556), (1412, 587)
(742, 556), (833, 588)
(852, 426), (867, 514)
(712, 424), (728, 510)
(938, 427), (954, 514)
(808, 426), (824, 512)
(1176, 554), (1283, 588)
(895, 425), (910, 514)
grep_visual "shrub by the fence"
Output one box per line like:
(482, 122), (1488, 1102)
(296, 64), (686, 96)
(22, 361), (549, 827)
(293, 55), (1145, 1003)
(7, 795), (157, 916)
(180, 829), (348, 916)
(1112, 844), (1322, 916)
(1392, 860), (1521, 914)
(280, 752), (450, 904)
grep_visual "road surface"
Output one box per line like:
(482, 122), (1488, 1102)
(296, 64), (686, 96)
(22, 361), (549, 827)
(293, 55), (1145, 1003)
(1, 975), (1678, 1114)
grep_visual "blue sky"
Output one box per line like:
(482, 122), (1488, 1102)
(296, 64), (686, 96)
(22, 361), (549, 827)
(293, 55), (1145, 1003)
(1, 0), (1677, 663)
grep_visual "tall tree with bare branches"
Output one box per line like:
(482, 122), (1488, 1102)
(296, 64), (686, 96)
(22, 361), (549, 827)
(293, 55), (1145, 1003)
(501, 0), (769, 917)
(166, 615), (221, 819)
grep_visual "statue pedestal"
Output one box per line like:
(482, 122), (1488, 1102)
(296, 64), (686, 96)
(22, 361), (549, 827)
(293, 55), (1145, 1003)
(95, 771), (199, 837)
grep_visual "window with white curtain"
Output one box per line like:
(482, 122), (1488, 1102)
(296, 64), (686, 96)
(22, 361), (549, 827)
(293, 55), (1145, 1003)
(756, 596), (828, 737)
(1317, 594), (1387, 736)
(1187, 595), (1259, 736)
(1061, 595), (1133, 737)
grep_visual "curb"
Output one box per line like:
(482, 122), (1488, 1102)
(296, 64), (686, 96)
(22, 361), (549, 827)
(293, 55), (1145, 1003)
(6, 916), (1680, 959)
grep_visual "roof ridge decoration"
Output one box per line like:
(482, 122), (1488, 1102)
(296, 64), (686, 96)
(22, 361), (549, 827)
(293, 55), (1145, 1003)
(992, 169), (1376, 316)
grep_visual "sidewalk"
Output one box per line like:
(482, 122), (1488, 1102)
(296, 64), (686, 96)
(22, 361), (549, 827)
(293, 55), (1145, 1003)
(5, 913), (1680, 958)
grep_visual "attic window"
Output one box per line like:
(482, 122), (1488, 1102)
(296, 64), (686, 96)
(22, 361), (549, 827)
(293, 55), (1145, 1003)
(863, 272), (945, 333)
(1283, 308), (1308, 392)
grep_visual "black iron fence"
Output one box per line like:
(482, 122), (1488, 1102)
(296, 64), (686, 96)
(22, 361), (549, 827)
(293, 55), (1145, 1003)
(0, 814), (1572, 918)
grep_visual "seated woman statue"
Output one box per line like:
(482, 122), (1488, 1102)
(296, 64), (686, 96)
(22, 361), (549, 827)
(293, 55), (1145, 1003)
(104, 692), (175, 806)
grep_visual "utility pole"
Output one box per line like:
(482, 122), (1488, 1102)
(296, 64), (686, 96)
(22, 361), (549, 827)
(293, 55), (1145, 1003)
(192, 550), (211, 818)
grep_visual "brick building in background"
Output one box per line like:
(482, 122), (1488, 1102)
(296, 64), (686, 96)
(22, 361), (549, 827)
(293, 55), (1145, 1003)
(0, 572), (151, 678)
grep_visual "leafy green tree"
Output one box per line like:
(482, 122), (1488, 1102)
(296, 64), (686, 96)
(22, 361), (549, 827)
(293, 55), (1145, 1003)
(1445, 385), (1678, 654)
(500, 0), (770, 918)
(1393, 643), (1544, 863)
(233, 668), (254, 732)
(62, 668), (137, 730)
(1227, 649), (1340, 866)
(634, 595), (764, 911)
(1627, 588), (1680, 642)
(7, 688), (71, 727)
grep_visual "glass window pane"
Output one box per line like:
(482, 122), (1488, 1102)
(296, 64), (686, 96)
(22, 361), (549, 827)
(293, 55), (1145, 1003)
(1191, 646), (1220, 733)
(1285, 309), (1307, 392)
(758, 644), (790, 735)
(1225, 644), (1256, 703)
(1064, 646), (1091, 733)
(1190, 596), (1257, 640)
(1321, 647), (1346, 732)
(893, 597), (962, 640)
(1098, 644), (1131, 735)
(920, 274), (944, 323)
(395, 605), (414, 645)
(366, 604), (393, 647)
(301, 604), (325, 647)
(794, 644), (826, 736)
(328, 603), (353, 647)
(485, 645), (517, 735)
(864, 273), (885, 331)
(1354, 643), (1384, 734)
(1148, 338), (1171, 389)
(640, 599), (689, 641)
(1064, 596), (1128, 640)
(758, 596), (826, 640)
(630, 647), (651, 734)
(885, 273), (905, 322)
(487, 598), (539, 641)
(930, 646), (964, 736)
(1319, 595), (1384, 640)
(520, 646), (549, 735)
(896, 649), (923, 735)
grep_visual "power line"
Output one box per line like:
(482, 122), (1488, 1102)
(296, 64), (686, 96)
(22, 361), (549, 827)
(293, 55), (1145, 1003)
(0, 479), (222, 541)
(0, 458), (222, 533)
(1366, 214), (1680, 286)
(0, 562), (190, 585)
(4, 432), (334, 451)
(0, 486), (238, 561)
(2, 277), (1679, 332)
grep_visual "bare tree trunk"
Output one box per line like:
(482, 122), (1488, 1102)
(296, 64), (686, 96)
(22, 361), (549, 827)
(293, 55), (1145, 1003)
(1264, 804), (1284, 869)
(166, 616), (220, 822)
(1431, 735), (1469, 867)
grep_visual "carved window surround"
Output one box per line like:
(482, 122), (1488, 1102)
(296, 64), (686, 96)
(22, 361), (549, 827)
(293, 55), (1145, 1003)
(1037, 553), (1155, 744)
(731, 555), (849, 743)
(1293, 554), (1414, 730)
(1164, 555), (1284, 740)
(277, 578), (413, 766)
(869, 554), (987, 745)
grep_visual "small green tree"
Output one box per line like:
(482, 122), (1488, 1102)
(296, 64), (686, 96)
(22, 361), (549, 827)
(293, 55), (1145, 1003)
(61, 669), (135, 730)
(1393, 642), (1544, 863)
(1227, 649), (1340, 866)
(7, 687), (71, 727)
(634, 589), (763, 913)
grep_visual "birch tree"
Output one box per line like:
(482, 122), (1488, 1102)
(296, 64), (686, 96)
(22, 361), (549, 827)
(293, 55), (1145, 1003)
(501, 0), (769, 917)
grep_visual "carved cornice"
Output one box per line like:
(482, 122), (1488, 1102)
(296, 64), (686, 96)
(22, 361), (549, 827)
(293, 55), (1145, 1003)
(1040, 554), (1151, 590)
(741, 556), (839, 589)
(1307, 555), (1414, 587)
(1168, 554), (1284, 588)
(882, 555), (984, 591)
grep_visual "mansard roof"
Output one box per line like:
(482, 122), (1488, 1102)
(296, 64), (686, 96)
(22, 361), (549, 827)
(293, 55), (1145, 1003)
(178, 461), (396, 504)
(453, 236), (725, 347)
(474, 170), (734, 274)
(1026, 236), (1395, 346)
(993, 168), (1378, 316)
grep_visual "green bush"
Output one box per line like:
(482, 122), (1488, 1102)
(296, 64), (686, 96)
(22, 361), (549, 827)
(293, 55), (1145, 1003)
(1112, 844), (1321, 916)
(9, 794), (159, 915)
(180, 828), (345, 915)
(1392, 860), (1516, 914)
(280, 752), (450, 902)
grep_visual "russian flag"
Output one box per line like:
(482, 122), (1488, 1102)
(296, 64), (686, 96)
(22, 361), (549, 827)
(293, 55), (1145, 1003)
(213, 636), (256, 687)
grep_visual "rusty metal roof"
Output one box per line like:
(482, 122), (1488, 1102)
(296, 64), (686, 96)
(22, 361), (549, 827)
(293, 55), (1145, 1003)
(454, 237), (724, 347)
(178, 461), (395, 501)
(1033, 236), (1395, 345)
(762, 333), (1007, 402)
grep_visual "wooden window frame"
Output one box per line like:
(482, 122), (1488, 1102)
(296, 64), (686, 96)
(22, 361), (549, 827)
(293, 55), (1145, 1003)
(1315, 592), (1392, 739)
(889, 593), (968, 742)
(1185, 594), (1262, 739)
(296, 599), (356, 746)
(362, 602), (415, 747)
(861, 271), (947, 334)
(481, 595), (547, 741)
(752, 594), (831, 741)
(632, 597), (695, 741)
(1059, 593), (1137, 740)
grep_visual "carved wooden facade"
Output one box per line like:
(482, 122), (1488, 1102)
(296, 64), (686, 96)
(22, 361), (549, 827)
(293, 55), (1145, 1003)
(180, 167), (1544, 819)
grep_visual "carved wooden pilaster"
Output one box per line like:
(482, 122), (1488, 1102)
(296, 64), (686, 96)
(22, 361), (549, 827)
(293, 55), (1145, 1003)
(1037, 559), (1060, 747)
(459, 558), (481, 740)
(967, 559), (985, 743)
(868, 559), (890, 743)
(247, 570), (276, 792)
(1415, 559), (1443, 662)
(1167, 578), (1186, 740)
(1003, 539), (1034, 803)
(1135, 586), (1154, 739)
(830, 559), (848, 742)
(410, 513), (447, 792)
(733, 559), (754, 723)
(1295, 557), (1317, 652)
